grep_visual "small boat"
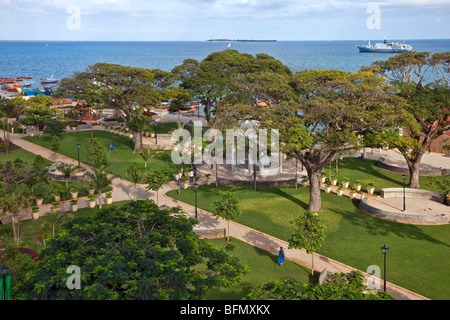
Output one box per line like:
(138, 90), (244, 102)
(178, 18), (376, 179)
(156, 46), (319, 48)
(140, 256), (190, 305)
(356, 39), (412, 53)
(41, 74), (59, 84)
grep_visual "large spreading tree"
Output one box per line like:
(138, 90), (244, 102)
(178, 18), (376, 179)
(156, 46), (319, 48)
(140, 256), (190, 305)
(267, 69), (411, 212)
(372, 51), (450, 188)
(21, 200), (247, 300)
(59, 63), (178, 153)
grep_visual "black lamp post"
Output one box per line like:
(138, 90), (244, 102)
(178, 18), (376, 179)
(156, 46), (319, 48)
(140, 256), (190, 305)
(401, 174), (406, 212)
(0, 265), (8, 300)
(194, 182), (198, 219)
(381, 244), (389, 292)
(77, 144), (81, 167)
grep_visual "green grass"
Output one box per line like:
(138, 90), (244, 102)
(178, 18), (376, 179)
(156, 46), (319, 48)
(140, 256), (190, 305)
(204, 238), (313, 300)
(23, 131), (179, 181)
(166, 159), (450, 300)
(0, 148), (52, 167)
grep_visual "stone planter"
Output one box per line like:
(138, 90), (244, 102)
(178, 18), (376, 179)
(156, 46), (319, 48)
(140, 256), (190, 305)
(35, 198), (43, 206)
(71, 205), (78, 212)
(206, 180), (211, 185)
(355, 185), (362, 192)
(106, 198), (113, 205)
(337, 190), (344, 196)
(342, 182), (349, 189)
(182, 182), (189, 190)
(367, 187), (375, 195)
(302, 181), (309, 187)
(70, 192), (78, 199)
(88, 201), (96, 208)
(54, 195), (60, 202)
(320, 177), (326, 183)
(88, 189), (95, 195)
(331, 179), (338, 186)
(349, 192), (357, 199)
(32, 211), (40, 220)
(325, 186), (331, 193)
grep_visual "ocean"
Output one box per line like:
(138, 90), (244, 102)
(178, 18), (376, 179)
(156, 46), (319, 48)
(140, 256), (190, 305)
(1, 39), (449, 82)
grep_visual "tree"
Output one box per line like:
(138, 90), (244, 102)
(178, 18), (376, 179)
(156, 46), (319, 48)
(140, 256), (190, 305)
(126, 164), (147, 201)
(172, 50), (257, 122)
(57, 163), (85, 187)
(83, 165), (112, 209)
(0, 189), (31, 246)
(21, 200), (248, 300)
(372, 52), (450, 188)
(288, 211), (326, 277)
(58, 63), (178, 153)
(0, 96), (21, 154)
(86, 137), (110, 169)
(274, 69), (409, 212)
(139, 149), (162, 169)
(212, 191), (242, 241)
(50, 134), (61, 154)
(145, 169), (169, 205)
(17, 95), (58, 140)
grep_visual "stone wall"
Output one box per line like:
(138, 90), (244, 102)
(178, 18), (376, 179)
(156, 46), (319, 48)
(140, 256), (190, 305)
(378, 157), (448, 176)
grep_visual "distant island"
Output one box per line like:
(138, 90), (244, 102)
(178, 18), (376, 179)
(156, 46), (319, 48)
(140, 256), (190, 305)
(206, 39), (277, 42)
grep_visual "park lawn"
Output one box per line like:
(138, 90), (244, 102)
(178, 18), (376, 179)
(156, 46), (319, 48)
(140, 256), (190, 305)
(204, 238), (313, 300)
(166, 182), (450, 300)
(0, 147), (52, 167)
(23, 131), (178, 181)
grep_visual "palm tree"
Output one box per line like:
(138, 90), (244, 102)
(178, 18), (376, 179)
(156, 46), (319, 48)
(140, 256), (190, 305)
(84, 165), (112, 209)
(0, 190), (31, 245)
(139, 149), (162, 169)
(57, 163), (85, 186)
(126, 164), (147, 201)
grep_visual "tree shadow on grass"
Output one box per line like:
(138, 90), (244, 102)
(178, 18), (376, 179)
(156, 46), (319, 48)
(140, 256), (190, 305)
(256, 187), (309, 210)
(339, 158), (403, 187)
(335, 198), (450, 247)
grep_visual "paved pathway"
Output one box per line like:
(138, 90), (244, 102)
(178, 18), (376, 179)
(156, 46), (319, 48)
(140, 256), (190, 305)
(2, 129), (431, 300)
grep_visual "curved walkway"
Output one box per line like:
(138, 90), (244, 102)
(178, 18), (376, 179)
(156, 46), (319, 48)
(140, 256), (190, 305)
(3, 129), (430, 300)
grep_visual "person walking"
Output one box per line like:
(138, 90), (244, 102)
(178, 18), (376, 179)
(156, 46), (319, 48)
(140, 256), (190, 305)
(189, 170), (194, 183)
(278, 247), (285, 266)
(23, 125), (27, 134)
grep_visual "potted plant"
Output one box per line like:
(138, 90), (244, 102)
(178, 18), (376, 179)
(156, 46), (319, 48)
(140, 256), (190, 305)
(301, 175), (309, 187)
(70, 187), (78, 199)
(150, 131), (155, 138)
(342, 177), (350, 189)
(205, 173), (212, 185)
(331, 175), (338, 186)
(34, 193), (44, 206)
(51, 201), (60, 213)
(87, 186), (96, 195)
(349, 186), (357, 199)
(324, 179), (332, 193)
(320, 173), (326, 183)
(32, 206), (40, 220)
(104, 125), (109, 132)
(354, 180), (362, 192)
(181, 176), (188, 189)
(367, 182), (375, 195)
(88, 194), (97, 208)
(336, 184), (344, 196)
(105, 191), (113, 205)
(70, 199), (78, 212)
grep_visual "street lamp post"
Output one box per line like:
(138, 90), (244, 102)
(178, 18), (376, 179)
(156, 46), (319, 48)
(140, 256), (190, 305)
(0, 265), (8, 300)
(194, 182), (198, 219)
(77, 144), (81, 167)
(381, 244), (389, 292)
(402, 174), (406, 212)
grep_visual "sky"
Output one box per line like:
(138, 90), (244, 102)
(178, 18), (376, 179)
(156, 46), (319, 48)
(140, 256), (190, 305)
(0, 0), (449, 41)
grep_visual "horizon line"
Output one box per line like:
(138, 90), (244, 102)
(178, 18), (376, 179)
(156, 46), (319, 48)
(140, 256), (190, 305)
(0, 38), (448, 42)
